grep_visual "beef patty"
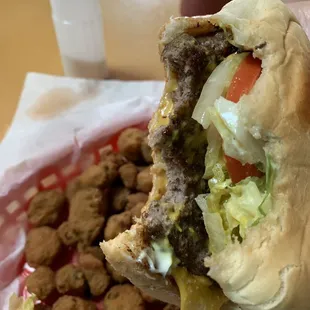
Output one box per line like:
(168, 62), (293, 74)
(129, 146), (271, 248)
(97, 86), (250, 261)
(142, 30), (237, 276)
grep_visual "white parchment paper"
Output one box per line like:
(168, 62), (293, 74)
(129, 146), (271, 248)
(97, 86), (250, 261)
(0, 73), (164, 196)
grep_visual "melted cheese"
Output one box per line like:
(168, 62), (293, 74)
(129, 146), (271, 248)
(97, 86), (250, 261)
(148, 76), (227, 309)
(149, 75), (176, 132)
(149, 92), (174, 131)
(151, 162), (168, 200)
(148, 76), (176, 200)
(173, 268), (228, 310)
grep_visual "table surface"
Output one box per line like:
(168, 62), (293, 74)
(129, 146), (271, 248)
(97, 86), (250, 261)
(0, 0), (63, 140)
(0, 0), (180, 141)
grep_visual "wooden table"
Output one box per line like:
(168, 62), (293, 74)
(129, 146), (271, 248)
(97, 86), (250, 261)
(0, 0), (180, 140)
(0, 0), (64, 140)
(0, 0), (63, 140)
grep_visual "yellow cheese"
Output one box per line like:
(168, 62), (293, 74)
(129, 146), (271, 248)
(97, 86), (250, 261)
(172, 268), (228, 310)
(166, 76), (178, 92)
(150, 161), (167, 200)
(148, 76), (177, 200)
(149, 92), (174, 131)
(149, 75), (176, 132)
(147, 75), (227, 310)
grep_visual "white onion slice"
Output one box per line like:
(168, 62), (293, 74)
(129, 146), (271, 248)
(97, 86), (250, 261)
(192, 52), (249, 129)
(212, 96), (265, 165)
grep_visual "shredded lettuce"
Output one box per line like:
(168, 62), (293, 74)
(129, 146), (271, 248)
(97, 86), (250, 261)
(204, 125), (224, 179)
(192, 53), (249, 129)
(225, 179), (269, 238)
(196, 195), (228, 253)
(196, 156), (275, 254)
(9, 294), (36, 310)
(191, 51), (276, 255)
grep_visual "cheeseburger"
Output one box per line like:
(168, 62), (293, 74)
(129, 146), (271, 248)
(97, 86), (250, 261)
(101, 0), (310, 309)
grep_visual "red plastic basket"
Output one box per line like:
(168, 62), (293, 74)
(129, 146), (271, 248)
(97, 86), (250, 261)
(0, 122), (162, 309)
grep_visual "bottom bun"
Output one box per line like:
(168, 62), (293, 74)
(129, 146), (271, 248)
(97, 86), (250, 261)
(100, 223), (180, 306)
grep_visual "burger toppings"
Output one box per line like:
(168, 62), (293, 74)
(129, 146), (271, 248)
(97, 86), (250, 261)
(194, 53), (276, 254)
(224, 54), (264, 183)
(196, 155), (275, 253)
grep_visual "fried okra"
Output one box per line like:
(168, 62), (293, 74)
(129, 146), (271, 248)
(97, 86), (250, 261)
(65, 178), (83, 201)
(77, 244), (105, 262)
(104, 212), (132, 241)
(26, 267), (55, 300)
(69, 188), (107, 220)
(117, 128), (145, 162)
(58, 218), (104, 247)
(112, 187), (130, 212)
(100, 147), (127, 167)
(136, 166), (152, 193)
(55, 264), (86, 295)
(103, 284), (145, 310)
(59, 188), (106, 246)
(126, 193), (148, 211)
(66, 163), (117, 200)
(25, 227), (62, 267)
(27, 190), (66, 227)
(119, 163), (138, 189)
(52, 296), (96, 310)
(78, 165), (111, 189)
(57, 221), (79, 246)
(98, 160), (119, 186)
(79, 253), (110, 296)
(130, 202), (145, 220)
(141, 137), (153, 164)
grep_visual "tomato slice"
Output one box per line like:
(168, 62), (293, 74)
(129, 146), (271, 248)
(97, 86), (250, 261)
(225, 54), (262, 183)
(226, 54), (262, 103)
(225, 156), (264, 184)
